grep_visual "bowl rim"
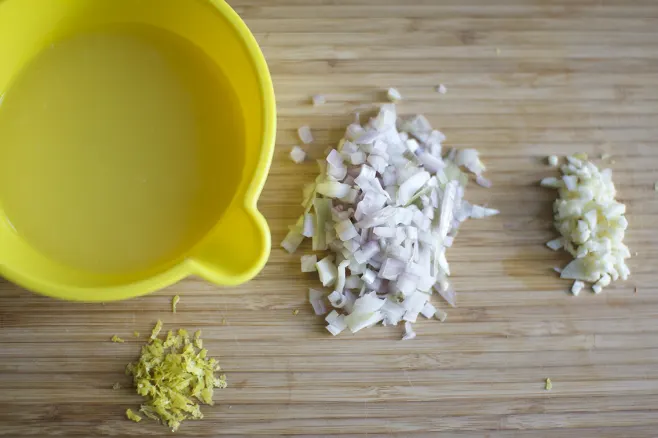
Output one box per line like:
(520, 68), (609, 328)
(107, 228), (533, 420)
(0, 0), (277, 301)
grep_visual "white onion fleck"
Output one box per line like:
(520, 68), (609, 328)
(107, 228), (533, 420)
(290, 146), (306, 164)
(298, 125), (314, 144)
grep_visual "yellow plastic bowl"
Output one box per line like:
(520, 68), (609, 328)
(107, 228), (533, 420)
(0, 0), (275, 301)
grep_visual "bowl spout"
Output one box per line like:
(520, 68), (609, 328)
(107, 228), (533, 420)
(189, 206), (271, 286)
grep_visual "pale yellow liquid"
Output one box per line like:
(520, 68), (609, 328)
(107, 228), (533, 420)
(0, 25), (244, 274)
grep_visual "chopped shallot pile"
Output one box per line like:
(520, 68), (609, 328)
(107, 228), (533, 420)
(282, 104), (498, 338)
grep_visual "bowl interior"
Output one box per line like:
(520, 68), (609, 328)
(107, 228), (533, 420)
(0, 0), (270, 295)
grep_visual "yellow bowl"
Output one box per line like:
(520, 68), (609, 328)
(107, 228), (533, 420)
(0, 0), (275, 301)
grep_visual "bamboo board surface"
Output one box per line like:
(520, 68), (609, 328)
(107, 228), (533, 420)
(1, 0), (658, 436)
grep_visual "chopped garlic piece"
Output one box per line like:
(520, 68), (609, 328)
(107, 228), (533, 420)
(312, 94), (326, 106)
(290, 146), (306, 164)
(540, 177), (561, 188)
(436, 84), (447, 94)
(172, 295), (180, 313)
(387, 88), (402, 102)
(548, 155), (559, 167)
(111, 335), (124, 343)
(546, 238), (563, 251)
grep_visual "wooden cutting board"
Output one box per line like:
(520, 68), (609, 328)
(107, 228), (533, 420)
(1, 0), (657, 436)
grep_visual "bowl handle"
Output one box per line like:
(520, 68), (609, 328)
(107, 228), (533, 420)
(188, 205), (270, 286)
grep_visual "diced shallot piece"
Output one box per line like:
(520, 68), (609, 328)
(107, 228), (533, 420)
(354, 241), (380, 264)
(309, 289), (327, 315)
(301, 255), (317, 272)
(402, 321), (416, 340)
(335, 219), (359, 241)
(298, 126), (314, 144)
(316, 256), (338, 287)
(290, 146), (306, 164)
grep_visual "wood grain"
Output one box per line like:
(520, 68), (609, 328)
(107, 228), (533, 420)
(1, 0), (658, 436)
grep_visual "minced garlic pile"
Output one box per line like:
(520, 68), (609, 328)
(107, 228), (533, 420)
(541, 154), (630, 294)
(125, 320), (227, 432)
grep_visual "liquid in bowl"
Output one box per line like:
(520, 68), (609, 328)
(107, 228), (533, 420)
(0, 24), (245, 275)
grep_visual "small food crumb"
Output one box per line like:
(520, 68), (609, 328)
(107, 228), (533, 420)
(133, 331), (140, 338)
(387, 87), (402, 102)
(312, 94), (326, 106)
(601, 153), (610, 160)
(436, 84), (447, 94)
(111, 335), (124, 343)
(293, 309), (300, 316)
(126, 408), (142, 423)
(221, 318), (227, 326)
(545, 378), (552, 391)
(172, 295), (180, 313)
(547, 155), (559, 167)
(290, 145), (306, 164)
(113, 382), (122, 390)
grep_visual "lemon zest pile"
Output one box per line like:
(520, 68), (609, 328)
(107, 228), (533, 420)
(111, 335), (124, 343)
(126, 321), (227, 432)
(172, 295), (180, 313)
